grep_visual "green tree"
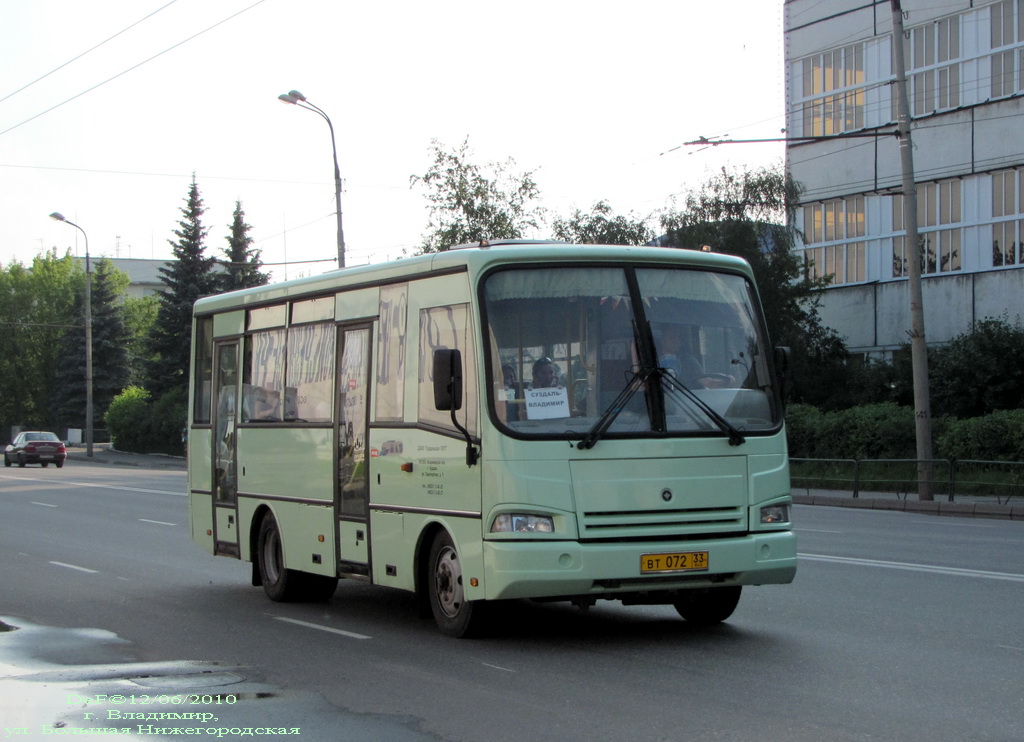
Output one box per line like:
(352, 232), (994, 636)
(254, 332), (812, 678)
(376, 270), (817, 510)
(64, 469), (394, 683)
(0, 251), (79, 431)
(929, 317), (1024, 418)
(659, 165), (850, 408)
(148, 176), (219, 397)
(53, 259), (131, 431)
(123, 294), (159, 386)
(221, 201), (269, 291)
(410, 137), (543, 253)
(552, 200), (653, 245)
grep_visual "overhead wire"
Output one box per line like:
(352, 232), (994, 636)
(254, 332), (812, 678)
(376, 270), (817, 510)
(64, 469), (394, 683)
(0, 0), (180, 106)
(0, 0), (269, 138)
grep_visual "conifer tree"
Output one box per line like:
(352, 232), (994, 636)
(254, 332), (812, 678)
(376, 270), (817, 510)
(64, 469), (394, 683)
(222, 201), (269, 291)
(54, 259), (130, 429)
(148, 176), (218, 397)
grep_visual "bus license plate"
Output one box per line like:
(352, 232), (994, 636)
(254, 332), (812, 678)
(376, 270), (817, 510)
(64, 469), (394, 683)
(640, 551), (709, 574)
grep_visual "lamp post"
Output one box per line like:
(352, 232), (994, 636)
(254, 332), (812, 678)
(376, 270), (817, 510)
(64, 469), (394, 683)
(49, 212), (93, 458)
(278, 89), (346, 268)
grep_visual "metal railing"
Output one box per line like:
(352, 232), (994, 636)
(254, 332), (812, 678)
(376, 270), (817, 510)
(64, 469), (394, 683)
(790, 458), (1024, 505)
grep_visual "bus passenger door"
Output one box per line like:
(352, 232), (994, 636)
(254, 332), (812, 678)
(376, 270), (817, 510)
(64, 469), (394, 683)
(211, 341), (240, 556)
(336, 325), (371, 574)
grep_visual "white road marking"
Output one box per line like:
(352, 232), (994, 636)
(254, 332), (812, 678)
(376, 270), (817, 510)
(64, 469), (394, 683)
(31, 501), (57, 507)
(273, 616), (371, 640)
(482, 663), (517, 673)
(0, 473), (183, 496)
(799, 553), (1024, 582)
(139, 518), (177, 526)
(49, 561), (99, 574)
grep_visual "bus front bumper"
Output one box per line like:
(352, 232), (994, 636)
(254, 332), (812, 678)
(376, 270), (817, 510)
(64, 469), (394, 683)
(481, 531), (796, 602)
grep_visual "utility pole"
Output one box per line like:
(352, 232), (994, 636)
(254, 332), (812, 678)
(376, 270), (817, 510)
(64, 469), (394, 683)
(891, 0), (934, 500)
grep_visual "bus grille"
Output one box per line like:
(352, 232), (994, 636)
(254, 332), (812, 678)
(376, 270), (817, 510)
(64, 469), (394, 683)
(579, 506), (746, 540)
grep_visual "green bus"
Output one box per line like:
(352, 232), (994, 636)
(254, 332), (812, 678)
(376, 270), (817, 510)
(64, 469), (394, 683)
(187, 241), (796, 636)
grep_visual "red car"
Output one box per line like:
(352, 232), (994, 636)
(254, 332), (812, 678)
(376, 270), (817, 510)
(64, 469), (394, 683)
(4, 431), (67, 468)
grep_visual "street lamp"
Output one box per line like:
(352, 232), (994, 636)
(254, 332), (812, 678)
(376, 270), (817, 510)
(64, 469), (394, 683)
(49, 212), (93, 458)
(278, 89), (346, 268)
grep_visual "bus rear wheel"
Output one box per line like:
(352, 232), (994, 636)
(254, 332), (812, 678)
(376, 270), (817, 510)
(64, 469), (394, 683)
(427, 530), (484, 638)
(673, 586), (742, 626)
(257, 512), (337, 602)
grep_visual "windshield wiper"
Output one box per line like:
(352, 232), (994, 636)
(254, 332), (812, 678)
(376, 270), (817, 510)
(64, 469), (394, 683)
(577, 367), (652, 450)
(661, 372), (746, 446)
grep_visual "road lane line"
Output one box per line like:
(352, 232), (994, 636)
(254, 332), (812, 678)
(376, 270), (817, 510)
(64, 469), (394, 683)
(799, 553), (1024, 582)
(49, 561), (99, 574)
(0, 473), (183, 496)
(273, 616), (371, 640)
(31, 501), (58, 507)
(139, 518), (177, 526)
(482, 663), (517, 673)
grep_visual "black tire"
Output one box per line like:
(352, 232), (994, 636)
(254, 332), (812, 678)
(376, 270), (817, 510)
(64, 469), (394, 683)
(426, 530), (485, 638)
(56, 460), (64, 468)
(3, 455), (10, 467)
(17, 454), (26, 468)
(256, 512), (336, 602)
(673, 586), (742, 626)
(41, 462), (49, 468)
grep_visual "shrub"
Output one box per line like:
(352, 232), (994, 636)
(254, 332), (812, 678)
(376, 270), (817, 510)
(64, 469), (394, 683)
(145, 387), (187, 456)
(784, 403), (825, 458)
(830, 402), (916, 460)
(788, 402), (922, 460)
(104, 386), (152, 452)
(937, 409), (1024, 462)
(104, 385), (186, 455)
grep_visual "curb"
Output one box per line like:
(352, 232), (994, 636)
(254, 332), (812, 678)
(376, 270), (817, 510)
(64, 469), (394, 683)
(64, 447), (186, 470)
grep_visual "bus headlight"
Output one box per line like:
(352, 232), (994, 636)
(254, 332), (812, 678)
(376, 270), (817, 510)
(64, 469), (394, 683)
(760, 504), (790, 524)
(491, 514), (555, 533)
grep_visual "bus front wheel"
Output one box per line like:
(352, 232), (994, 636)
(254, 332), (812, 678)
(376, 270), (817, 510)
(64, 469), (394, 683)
(673, 586), (741, 625)
(427, 530), (484, 638)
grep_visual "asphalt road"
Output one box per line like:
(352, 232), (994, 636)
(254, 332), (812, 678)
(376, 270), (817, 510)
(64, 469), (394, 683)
(2, 459), (1022, 741)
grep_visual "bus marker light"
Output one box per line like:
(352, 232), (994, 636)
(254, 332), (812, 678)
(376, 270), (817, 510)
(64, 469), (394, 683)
(470, 578), (479, 587)
(318, 535), (325, 542)
(401, 462), (414, 473)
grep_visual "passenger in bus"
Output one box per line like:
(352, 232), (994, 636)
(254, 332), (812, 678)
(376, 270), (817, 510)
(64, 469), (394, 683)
(531, 357), (561, 388)
(246, 385), (280, 422)
(501, 364), (521, 422)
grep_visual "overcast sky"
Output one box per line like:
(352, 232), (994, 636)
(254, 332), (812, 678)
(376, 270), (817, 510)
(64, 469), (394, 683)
(1, 0), (786, 281)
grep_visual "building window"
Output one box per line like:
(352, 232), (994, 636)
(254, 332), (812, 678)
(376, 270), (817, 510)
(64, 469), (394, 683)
(892, 181), (963, 277)
(798, 44), (865, 136)
(992, 169), (1024, 266)
(803, 197), (865, 284)
(991, 0), (1024, 98)
(908, 16), (961, 115)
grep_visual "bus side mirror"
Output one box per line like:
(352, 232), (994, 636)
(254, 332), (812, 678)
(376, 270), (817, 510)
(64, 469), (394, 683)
(774, 346), (791, 407)
(432, 348), (463, 411)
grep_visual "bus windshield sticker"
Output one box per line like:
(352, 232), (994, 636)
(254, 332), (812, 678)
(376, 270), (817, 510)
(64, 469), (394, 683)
(525, 387), (570, 419)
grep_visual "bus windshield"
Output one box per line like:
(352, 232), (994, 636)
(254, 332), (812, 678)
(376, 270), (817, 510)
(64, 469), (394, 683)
(482, 264), (782, 440)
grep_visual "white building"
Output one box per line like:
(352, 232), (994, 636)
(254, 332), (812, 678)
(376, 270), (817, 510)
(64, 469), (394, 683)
(785, 0), (1024, 356)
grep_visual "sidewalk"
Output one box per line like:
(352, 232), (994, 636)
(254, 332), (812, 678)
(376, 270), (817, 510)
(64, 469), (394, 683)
(64, 443), (186, 470)
(792, 487), (1024, 520)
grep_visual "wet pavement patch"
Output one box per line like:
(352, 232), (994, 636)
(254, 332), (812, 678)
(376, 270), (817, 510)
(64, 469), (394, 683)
(0, 616), (438, 740)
